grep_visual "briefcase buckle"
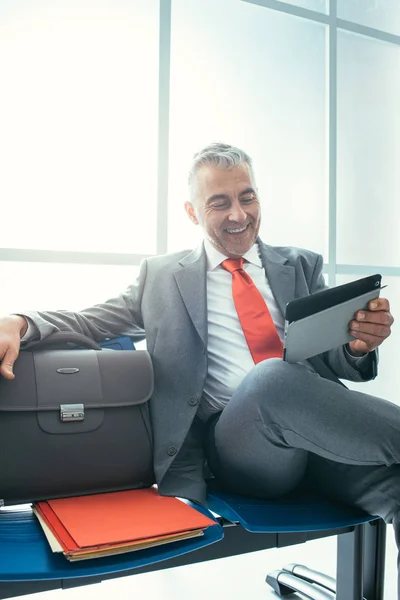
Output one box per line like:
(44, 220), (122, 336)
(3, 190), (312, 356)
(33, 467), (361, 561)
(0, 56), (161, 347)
(60, 404), (85, 422)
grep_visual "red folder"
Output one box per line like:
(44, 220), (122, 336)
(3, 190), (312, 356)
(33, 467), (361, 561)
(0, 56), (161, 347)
(34, 487), (215, 556)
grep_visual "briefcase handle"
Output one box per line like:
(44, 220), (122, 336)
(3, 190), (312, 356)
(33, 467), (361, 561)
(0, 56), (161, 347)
(31, 331), (102, 351)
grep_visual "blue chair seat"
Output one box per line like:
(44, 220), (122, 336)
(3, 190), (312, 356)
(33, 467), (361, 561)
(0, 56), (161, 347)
(98, 336), (136, 351)
(206, 485), (376, 533)
(0, 504), (223, 582)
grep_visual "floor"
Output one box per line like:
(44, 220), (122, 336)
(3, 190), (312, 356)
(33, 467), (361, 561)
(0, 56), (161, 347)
(10, 527), (398, 600)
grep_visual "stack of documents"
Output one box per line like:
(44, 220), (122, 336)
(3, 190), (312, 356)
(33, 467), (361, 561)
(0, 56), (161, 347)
(33, 487), (215, 561)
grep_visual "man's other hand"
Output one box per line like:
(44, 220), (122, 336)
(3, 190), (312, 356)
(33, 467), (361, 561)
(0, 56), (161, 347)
(0, 315), (27, 379)
(348, 297), (394, 356)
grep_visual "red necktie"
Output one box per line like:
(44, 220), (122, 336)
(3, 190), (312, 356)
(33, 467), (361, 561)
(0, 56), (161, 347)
(221, 258), (283, 364)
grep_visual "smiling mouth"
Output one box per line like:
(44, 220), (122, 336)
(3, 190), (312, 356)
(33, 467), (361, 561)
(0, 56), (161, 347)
(225, 223), (250, 234)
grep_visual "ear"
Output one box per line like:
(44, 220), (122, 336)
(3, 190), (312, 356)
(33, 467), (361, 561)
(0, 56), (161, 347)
(184, 201), (199, 225)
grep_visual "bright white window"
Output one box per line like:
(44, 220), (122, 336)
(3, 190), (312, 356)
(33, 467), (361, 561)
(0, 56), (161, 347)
(0, 262), (139, 315)
(338, 0), (400, 36)
(337, 31), (400, 267)
(168, 0), (328, 257)
(0, 0), (159, 255)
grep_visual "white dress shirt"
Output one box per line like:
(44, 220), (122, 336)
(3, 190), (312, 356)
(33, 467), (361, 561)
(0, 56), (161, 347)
(198, 239), (287, 421)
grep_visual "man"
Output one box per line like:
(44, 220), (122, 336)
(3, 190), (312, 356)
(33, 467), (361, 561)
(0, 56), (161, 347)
(0, 143), (397, 575)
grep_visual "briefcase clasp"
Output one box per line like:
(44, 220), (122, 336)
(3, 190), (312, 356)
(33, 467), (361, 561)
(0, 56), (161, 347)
(60, 404), (85, 422)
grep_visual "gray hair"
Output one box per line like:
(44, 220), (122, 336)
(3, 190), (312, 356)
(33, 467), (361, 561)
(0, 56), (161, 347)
(188, 142), (256, 202)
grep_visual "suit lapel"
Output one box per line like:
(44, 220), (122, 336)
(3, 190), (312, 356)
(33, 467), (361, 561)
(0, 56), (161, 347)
(257, 240), (295, 318)
(173, 240), (296, 347)
(173, 244), (208, 348)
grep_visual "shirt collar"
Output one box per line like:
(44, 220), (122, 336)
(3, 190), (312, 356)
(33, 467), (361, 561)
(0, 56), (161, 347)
(203, 238), (262, 272)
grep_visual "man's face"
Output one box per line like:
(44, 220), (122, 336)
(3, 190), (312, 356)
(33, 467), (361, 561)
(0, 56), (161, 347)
(185, 163), (261, 258)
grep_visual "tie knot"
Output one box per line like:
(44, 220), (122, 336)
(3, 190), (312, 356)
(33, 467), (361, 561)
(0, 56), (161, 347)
(221, 258), (244, 274)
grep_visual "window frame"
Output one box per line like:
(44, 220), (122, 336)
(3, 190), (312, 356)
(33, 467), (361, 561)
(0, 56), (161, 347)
(1, 0), (400, 282)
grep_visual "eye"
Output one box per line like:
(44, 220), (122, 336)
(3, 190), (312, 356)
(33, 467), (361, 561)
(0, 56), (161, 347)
(211, 202), (229, 210)
(241, 195), (256, 204)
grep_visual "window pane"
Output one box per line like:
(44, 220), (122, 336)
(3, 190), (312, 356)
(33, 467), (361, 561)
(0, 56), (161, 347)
(0, 262), (139, 315)
(168, 0), (327, 257)
(337, 32), (400, 267)
(336, 274), (399, 406)
(0, 0), (159, 254)
(278, 0), (328, 13)
(337, 0), (400, 36)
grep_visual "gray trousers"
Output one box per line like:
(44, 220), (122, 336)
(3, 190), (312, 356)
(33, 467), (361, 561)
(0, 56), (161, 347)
(205, 359), (400, 597)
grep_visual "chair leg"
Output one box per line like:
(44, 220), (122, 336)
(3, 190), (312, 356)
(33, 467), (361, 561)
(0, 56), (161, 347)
(336, 525), (364, 600)
(266, 521), (386, 599)
(337, 520), (386, 600)
(266, 570), (300, 597)
(362, 519), (386, 600)
(282, 563), (336, 593)
(266, 570), (335, 598)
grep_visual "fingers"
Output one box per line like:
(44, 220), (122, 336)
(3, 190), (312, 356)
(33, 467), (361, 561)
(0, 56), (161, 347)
(350, 319), (392, 339)
(349, 296), (394, 352)
(368, 297), (390, 312)
(0, 348), (18, 380)
(354, 308), (393, 327)
(349, 329), (387, 352)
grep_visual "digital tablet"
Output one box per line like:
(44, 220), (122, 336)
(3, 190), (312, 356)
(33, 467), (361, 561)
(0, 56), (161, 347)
(283, 274), (383, 363)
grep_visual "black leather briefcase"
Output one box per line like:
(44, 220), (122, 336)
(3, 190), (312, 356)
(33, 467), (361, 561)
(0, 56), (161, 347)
(0, 332), (155, 505)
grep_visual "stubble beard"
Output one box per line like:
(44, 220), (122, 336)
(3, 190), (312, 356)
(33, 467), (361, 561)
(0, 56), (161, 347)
(206, 224), (257, 258)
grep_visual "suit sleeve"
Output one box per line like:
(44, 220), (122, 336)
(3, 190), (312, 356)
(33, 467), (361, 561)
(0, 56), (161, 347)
(309, 254), (378, 382)
(19, 260), (148, 346)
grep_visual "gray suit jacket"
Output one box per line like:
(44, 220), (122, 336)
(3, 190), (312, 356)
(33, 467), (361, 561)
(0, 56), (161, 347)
(24, 240), (378, 504)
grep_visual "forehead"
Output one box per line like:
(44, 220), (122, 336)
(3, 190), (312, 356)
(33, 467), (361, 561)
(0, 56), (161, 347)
(195, 163), (253, 198)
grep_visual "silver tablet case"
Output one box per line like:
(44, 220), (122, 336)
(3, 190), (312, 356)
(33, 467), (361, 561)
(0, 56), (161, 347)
(283, 288), (381, 364)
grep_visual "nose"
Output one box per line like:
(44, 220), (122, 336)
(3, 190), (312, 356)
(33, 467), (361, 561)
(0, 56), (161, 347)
(228, 200), (247, 223)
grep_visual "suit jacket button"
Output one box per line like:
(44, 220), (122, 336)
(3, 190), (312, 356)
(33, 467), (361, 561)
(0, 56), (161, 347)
(188, 396), (198, 406)
(167, 446), (177, 456)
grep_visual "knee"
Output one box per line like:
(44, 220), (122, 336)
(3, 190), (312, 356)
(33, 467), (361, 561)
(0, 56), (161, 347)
(254, 357), (293, 378)
(236, 359), (310, 413)
(245, 358), (301, 395)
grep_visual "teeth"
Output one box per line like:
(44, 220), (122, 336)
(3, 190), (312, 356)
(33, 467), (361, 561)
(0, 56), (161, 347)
(227, 225), (247, 234)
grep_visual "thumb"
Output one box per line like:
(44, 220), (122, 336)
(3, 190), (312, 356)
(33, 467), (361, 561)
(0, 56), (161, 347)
(348, 339), (369, 355)
(0, 349), (17, 380)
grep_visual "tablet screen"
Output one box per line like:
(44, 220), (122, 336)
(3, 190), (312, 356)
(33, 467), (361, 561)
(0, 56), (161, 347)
(285, 274), (382, 323)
